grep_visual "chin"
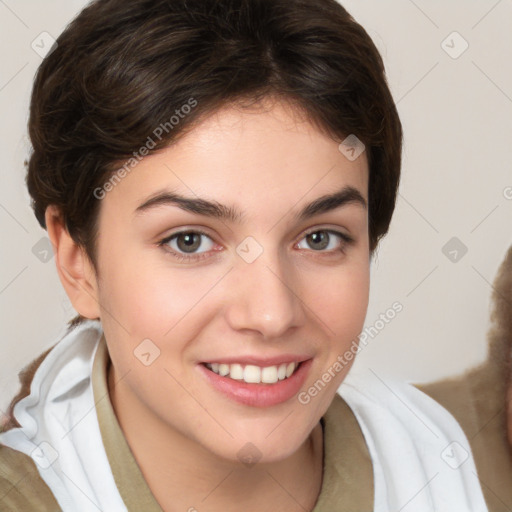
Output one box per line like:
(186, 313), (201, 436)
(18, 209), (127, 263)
(208, 425), (311, 466)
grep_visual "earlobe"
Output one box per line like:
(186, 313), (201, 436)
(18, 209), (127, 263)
(45, 205), (101, 320)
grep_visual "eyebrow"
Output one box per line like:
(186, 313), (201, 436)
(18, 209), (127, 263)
(134, 185), (367, 223)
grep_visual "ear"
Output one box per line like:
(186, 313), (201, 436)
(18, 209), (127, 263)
(45, 205), (101, 319)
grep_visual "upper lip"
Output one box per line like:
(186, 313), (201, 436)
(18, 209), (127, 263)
(201, 355), (313, 366)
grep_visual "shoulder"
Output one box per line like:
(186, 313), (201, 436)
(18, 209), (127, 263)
(1, 342), (58, 433)
(0, 321), (104, 511)
(340, 369), (456, 421)
(0, 443), (61, 511)
(337, 372), (489, 510)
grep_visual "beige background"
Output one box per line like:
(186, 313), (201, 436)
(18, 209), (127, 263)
(1, 0), (511, 412)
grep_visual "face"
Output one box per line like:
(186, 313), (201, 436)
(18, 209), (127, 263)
(92, 98), (370, 464)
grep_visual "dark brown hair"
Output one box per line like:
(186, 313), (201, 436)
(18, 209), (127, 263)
(26, 0), (402, 331)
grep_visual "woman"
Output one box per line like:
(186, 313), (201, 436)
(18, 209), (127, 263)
(0, 0), (487, 510)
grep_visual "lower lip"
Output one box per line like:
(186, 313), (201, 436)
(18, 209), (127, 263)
(197, 359), (313, 408)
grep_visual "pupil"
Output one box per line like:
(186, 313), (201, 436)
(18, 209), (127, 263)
(179, 233), (200, 252)
(309, 231), (328, 250)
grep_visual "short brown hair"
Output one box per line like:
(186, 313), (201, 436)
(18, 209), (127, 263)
(26, 0), (402, 329)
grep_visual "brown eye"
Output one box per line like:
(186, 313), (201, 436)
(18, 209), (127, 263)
(296, 229), (354, 254)
(176, 232), (202, 253)
(305, 231), (330, 251)
(160, 230), (216, 259)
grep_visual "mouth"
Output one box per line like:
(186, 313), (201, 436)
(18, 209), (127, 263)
(201, 361), (303, 385)
(198, 358), (313, 407)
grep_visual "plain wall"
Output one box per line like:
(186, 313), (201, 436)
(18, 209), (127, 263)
(1, 0), (511, 412)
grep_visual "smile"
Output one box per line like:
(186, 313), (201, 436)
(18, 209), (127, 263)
(198, 358), (313, 407)
(203, 362), (300, 384)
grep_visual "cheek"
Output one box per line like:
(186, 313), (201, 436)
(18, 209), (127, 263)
(97, 247), (223, 337)
(310, 261), (370, 343)
(97, 224), (369, 342)
(304, 263), (370, 403)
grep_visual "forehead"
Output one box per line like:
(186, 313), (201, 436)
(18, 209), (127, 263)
(100, 99), (369, 220)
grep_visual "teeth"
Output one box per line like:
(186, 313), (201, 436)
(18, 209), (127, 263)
(244, 365), (261, 383)
(230, 364), (244, 380)
(261, 366), (277, 383)
(205, 361), (299, 384)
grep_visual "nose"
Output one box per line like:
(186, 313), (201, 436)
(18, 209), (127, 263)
(224, 248), (306, 339)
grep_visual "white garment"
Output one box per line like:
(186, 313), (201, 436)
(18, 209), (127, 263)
(0, 320), (488, 511)
(339, 371), (488, 511)
(0, 320), (127, 511)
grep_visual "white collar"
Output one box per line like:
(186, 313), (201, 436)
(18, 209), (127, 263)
(0, 319), (128, 511)
(340, 369), (488, 511)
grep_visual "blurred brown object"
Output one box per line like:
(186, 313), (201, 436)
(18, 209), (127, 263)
(418, 245), (512, 512)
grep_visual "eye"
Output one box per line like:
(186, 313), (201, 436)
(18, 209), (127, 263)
(158, 227), (355, 263)
(158, 230), (217, 262)
(296, 229), (354, 254)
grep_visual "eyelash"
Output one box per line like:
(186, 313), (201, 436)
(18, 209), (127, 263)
(158, 228), (355, 263)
